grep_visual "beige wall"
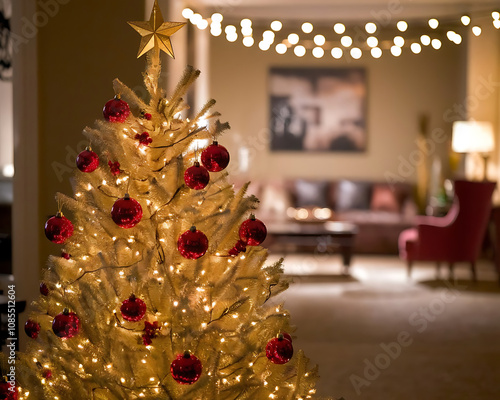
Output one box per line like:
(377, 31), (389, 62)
(209, 34), (465, 183)
(37, 0), (145, 267)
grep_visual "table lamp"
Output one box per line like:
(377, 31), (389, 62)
(452, 121), (495, 180)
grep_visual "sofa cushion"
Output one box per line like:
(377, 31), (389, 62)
(336, 180), (372, 212)
(294, 180), (329, 208)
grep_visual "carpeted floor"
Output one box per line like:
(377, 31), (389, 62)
(268, 254), (500, 400)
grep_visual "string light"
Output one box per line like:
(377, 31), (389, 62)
(420, 35), (431, 46)
(259, 41), (270, 51)
(472, 26), (482, 36)
(312, 47), (324, 58)
(390, 46), (402, 57)
(397, 21), (408, 32)
(431, 39), (442, 49)
(365, 22), (377, 33)
(181, 8), (193, 19)
(394, 36), (405, 47)
(461, 15), (471, 26)
(294, 45), (306, 57)
(494, 20), (500, 29)
(271, 20), (282, 31)
(350, 47), (362, 59)
(492, 11), (500, 20)
(410, 43), (422, 54)
(340, 35), (353, 47)
(243, 37), (254, 47)
(331, 47), (343, 59)
(211, 13), (223, 23)
(333, 23), (345, 34)
(371, 47), (382, 58)
(301, 22), (313, 33)
(276, 43), (287, 54)
(428, 18), (439, 29)
(313, 34), (326, 46)
(287, 33), (299, 45)
(366, 36), (378, 47)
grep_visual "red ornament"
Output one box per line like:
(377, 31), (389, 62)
(177, 227), (208, 260)
(266, 335), (294, 364)
(282, 332), (293, 343)
(40, 282), (49, 296)
(103, 95), (130, 123)
(108, 161), (121, 176)
(0, 380), (17, 400)
(44, 213), (73, 244)
(184, 162), (210, 190)
(111, 194), (143, 228)
(24, 319), (40, 339)
(201, 142), (230, 172)
(120, 295), (147, 322)
(141, 111), (152, 120)
(170, 352), (202, 385)
(142, 321), (160, 346)
(42, 369), (53, 380)
(239, 216), (267, 246)
(228, 239), (247, 256)
(61, 252), (71, 260)
(135, 132), (153, 146)
(76, 149), (99, 173)
(52, 309), (80, 339)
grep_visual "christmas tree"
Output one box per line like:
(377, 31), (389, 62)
(5, 2), (320, 399)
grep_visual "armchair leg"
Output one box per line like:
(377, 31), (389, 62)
(470, 262), (477, 282)
(436, 262), (441, 280)
(448, 262), (455, 281)
(407, 260), (413, 279)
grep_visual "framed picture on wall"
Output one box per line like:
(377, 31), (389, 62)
(269, 67), (367, 152)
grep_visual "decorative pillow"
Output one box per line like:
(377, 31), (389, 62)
(371, 184), (401, 213)
(294, 180), (329, 208)
(370, 183), (405, 213)
(335, 180), (372, 212)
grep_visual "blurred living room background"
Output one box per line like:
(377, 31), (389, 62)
(1, 0), (500, 398)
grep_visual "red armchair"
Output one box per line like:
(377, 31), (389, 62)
(399, 180), (496, 280)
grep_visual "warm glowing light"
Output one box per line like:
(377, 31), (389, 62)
(241, 26), (252, 36)
(276, 43), (287, 54)
(397, 21), (408, 31)
(259, 41), (270, 51)
(243, 37), (254, 47)
(472, 26), (482, 36)
(173, 301), (179, 307)
(461, 15), (471, 26)
(263, 30), (275, 43)
(492, 11), (500, 20)
(314, 34), (326, 46)
(301, 22), (313, 33)
(394, 36), (405, 47)
(271, 20), (282, 31)
(190, 13), (202, 25)
(341, 35), (353, 47)
(312, 47), (325, 58)
(371, 47), (382, 58)
(410, 43), (422, 54)
(331, 47), (343, 59)
(365, 22), (377, 34)
(431, 39), (442, 49)
(211, 13), (223, 23)
(225, 25), (236, 34)
(366, 36), (378, 47)
(288, 33), (299, 44)
(494, 20), (500, 29)
(333, 23), (345, 34)
(391, 45), (402, 56)
(240, 18), (252, 28)
(226, 32), (238, 42)
(294, 45), (306, 57)
(197, 20), (208, 30)
(181, 8), (193, 19)
(350, 47), (362, 59)
(420, 35), (431, 46)
(428, 18), (439, 29)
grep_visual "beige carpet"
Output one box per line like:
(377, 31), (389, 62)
(269, 254), (500, 400)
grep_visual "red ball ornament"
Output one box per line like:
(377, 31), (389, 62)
(44, 213), (73, 244)
(111, 194), (143, 228)
(0, 380), (17, 400)
(282, 332), (293, 343)
(42, 369), (53, 380)
(76, 149), (99, 173)
(52, 309), (80, 339)
(201, 142), (230, 172)
(135, 132), (153, 147)
(61, 252), (71, 260)
(177, 227), (208, 260)
(184, 162), (210, 190)
(228, 239), (247, 256)
(170, 352), (202, 385)
(239, 215), (267, 246)
(24, 319), (40, 339)
(266, 335), (294, 364)
(103, 95), (130, 123)
(141, 111), (152, 121)
(108, 161), (121, 176)
(40, 282), (49, 296)
(120, 295), (147, 322)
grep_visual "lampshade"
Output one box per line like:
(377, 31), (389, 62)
(452, 121), (495, 153)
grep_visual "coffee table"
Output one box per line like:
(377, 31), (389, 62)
(266, 221), (358, 274)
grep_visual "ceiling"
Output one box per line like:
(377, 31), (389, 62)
(187, 0), (500, 22)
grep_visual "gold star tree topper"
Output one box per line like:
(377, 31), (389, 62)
(128, 0), (186, 59)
